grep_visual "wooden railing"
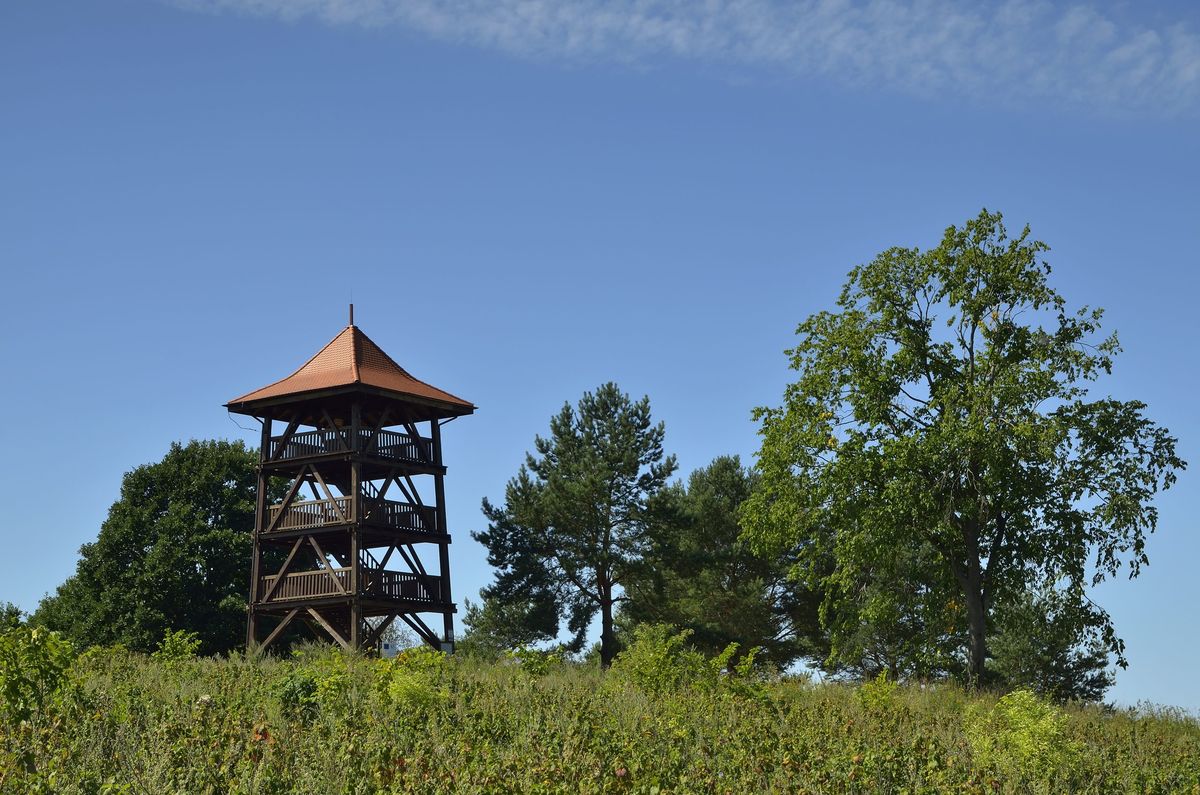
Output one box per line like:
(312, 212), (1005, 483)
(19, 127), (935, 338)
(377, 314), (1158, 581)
(269, 428), (434, 465)
(365, 571), (442, 603)
(267, 496), (437, 534)
(261, 568), (442, 603)
(268, 497), (353, 531)
(361, 499), (438, 535)
(261, 568), (351, 601)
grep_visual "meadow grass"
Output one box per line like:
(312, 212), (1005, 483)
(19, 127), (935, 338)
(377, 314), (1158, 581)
(2, 633), (1198, 794)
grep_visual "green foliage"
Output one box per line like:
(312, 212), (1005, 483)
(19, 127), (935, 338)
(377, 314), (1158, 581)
(377, 646), (448, 710)
(622, 456), (823, 670)
(609, 623), (762, 698)
(966, 689), (1079, 787)
(32, 440), (279, 655)
(272, 667), (318, 718)
(457, 597), (551, 661)
(0, 626), (75, 725)
(0, 602), (24, 631)
(151, 629), (202, 663)
(743, 209), (1185, 685)
(856, 671), (899, 712)
(988, 586), (1114, 703)
(1, 646), (1197, 793)
(473, 383), (677, 666)
(508, 645), (564, 678)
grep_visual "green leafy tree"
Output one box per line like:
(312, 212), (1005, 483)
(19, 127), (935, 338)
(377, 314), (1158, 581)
(989, 585), (1113, 702)
(473, 383), (677, 667)
(621, 456), (822, 669)
(0, 603), (23, 631)
(456, 597), (559, 660)
(742, 210), (1184, 685)
(33, 440), (268, 654)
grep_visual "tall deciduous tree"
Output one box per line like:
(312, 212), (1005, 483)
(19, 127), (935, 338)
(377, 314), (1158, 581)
(473, 383), (677, 667)
(742, 210), (1184, 685)
(621, 456), (822, 669)
(33, 440), (266, 654)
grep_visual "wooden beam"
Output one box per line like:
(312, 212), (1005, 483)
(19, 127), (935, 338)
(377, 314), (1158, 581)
(271, 417), (301, 461)
(365, 614), (397, 648)
(307, 608), (350, 649)
(258, 608), (300, 652)
(266, 465), (309, 533)
(377, 544), (397, 570)
(261, 537), (305, 602)
(395, 544), (427, 578)
(320, 408), (350, 452)
(402, 422), (430, 463)
(392, 476), (417, 506)
(310, 467), (348, 523)
(307, 536), (348, 595)
(398, 613), (440, 647)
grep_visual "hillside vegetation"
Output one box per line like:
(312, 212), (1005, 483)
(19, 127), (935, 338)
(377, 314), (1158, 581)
(3, 626), (1198, 794)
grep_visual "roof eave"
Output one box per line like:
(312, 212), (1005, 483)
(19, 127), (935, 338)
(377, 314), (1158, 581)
(225, 383), (476, 419)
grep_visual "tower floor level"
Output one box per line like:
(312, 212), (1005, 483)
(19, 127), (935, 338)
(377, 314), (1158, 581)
(225, 312), (474, 654)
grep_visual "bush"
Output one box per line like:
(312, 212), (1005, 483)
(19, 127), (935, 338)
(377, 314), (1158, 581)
(0, 626), (75, 725)
(377, 645), (448, 711)
(508, 646), (564, 678)
(273, 667), (319, 718)
(1, 641), (1197, 793)
(857, 670), (898, 712)
(151, 629), (201, 664)
(610, 623), (763, 697)
(966, 688), (1079, 787)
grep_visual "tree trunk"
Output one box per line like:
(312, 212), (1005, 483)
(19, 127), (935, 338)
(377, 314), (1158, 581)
(953, 517), (988, 687)
(599, 583), (616, 668)
(963, 579), (987, 686)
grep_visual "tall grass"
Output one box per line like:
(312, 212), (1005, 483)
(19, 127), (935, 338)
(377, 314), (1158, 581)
(2, 628), (1197, 793)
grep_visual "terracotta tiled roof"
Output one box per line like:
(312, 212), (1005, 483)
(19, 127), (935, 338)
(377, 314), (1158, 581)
(226, 325), (474, 412)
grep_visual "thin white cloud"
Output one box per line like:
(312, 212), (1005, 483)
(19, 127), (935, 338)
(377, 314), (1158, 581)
(168, 0), (1200, 115)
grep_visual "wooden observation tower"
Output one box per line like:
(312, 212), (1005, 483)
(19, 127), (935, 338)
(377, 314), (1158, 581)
(226, 308), (474, 653)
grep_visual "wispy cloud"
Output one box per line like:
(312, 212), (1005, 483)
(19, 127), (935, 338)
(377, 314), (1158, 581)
(168, 0), (1200, 115)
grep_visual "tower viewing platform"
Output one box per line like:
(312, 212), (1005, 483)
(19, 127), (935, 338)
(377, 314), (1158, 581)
(226, 309), (473, 653)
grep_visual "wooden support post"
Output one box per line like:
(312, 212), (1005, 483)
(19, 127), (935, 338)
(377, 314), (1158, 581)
(247, 417), (271, 649)
(432, 419), (454, 649)
(350, 401), (362, 649)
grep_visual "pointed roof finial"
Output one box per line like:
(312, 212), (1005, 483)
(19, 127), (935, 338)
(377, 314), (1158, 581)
(349, 303), (355, 327)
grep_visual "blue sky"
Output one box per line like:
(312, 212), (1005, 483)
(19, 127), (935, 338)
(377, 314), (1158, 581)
(2, 0), (1198, 708)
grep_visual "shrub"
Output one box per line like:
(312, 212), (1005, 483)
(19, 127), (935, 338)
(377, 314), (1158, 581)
(610, 624), (763, 697)
(151, 629), (201, 664)
(966, 688), (1079, 786)
(273, 667), (319, 718)
(857, 671), (898, 711)
(508, 646), (564, 678)
(378, 645), (448, 710)
(0, 626), (75, 725)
